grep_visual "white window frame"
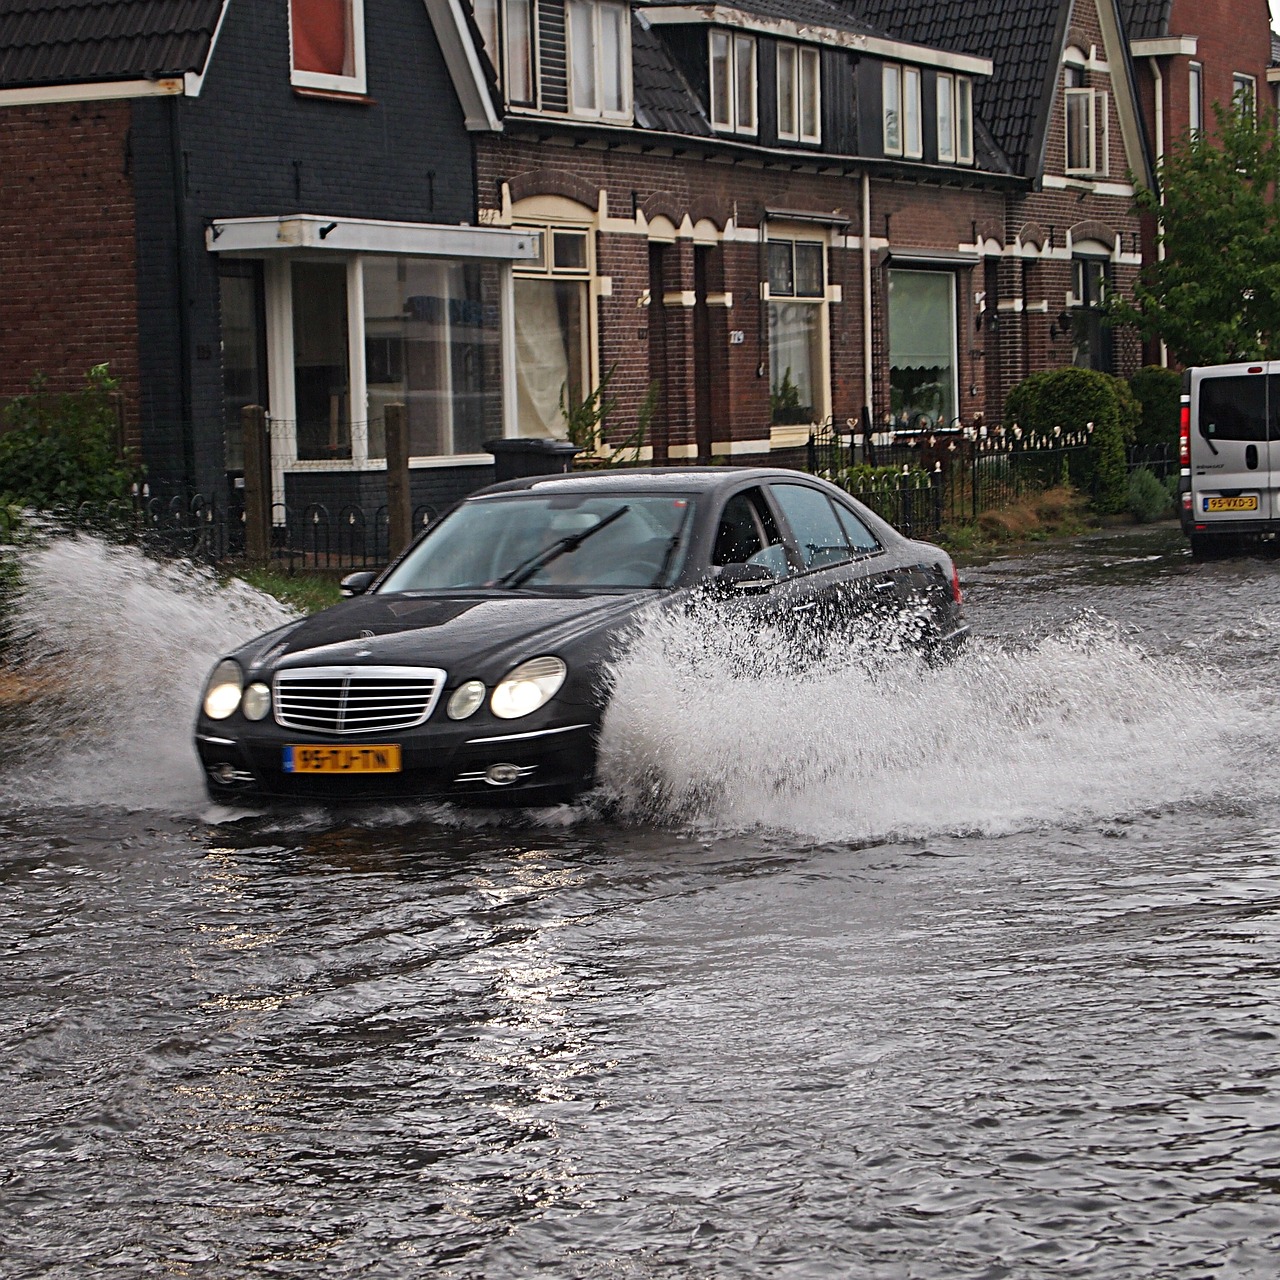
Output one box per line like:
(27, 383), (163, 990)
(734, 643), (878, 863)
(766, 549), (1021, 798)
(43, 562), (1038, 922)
(709, 28), (757, 135)
(777, 43), (820, 144)
(765, 230), (832, 427)
(1234, 72), (1257, 120)
(1188, 61), (1203, 137)
(475, 0), (538, 108)
(1065, 86), (1109, 176)
(567, 0), (632, 121)
(883, 63), (922, 159)
(937, 73), (974, 165)
(289, 0), (367, 95)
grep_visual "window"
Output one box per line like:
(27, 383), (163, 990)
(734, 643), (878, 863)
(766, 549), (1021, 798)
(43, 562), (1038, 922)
(1069, 256), (1113, 373)
(770, 483), (854, 570)
(1189, 62), (1203, 137)
(711, 488), (790, 578)
(1234, 72), (1257, 120)
(709, 29), (757, 134)
(767, 237), (827, 426)
(777, 44), (820, 144)
(363, 258), (502, 459)
(474, 0), (536, 106)
(1197, 375), (1271, 442)
(567, 0), (630, 119)
(883, 63), (922, 158)
(887, 269), (956, 430)
(937, 73), (974, 165)
(513, 221), (593, 437)
(1064, 63), (1108, 176)
(290, 0), (366, 94)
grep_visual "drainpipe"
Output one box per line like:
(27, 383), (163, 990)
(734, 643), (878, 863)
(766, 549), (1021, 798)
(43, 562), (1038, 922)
(861, 173), (874, 426)
(168, 95), (196, 492)
(1149, 56), (1168, 367)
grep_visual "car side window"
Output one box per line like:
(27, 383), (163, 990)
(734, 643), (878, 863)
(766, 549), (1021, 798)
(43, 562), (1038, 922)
(832, 501), (881, 554)
(769, 482), (853, 571)
(712, 488), (792, 579)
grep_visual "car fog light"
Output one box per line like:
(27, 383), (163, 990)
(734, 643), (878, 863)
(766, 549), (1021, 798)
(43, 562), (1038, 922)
(491, 656), (566, 719)
(242, 682), (271, 721)
(447, 680), (486, 720)
(202, 659), (244, 720)
(485, 763), (524, 786)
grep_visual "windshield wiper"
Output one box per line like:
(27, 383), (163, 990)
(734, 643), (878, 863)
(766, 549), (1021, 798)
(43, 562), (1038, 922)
(495, 505), (631, 589)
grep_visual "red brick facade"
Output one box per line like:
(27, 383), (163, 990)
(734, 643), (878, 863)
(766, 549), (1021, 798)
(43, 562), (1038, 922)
(0, 102), (140, 445)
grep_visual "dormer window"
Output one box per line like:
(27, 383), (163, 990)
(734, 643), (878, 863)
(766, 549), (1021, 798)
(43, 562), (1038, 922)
(290, 0), (366, 94)
(567, 0), (631, 120)
(936, 73), (973, 165)
(710, 29), (757, 135)
(474, 0), (537, 107)
(777, 44), (820, 144)
(883, 63), (922, 158)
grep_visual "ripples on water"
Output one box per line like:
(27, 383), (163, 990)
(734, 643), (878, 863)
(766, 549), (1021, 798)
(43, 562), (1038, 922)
(4, 531), (1280, 1278)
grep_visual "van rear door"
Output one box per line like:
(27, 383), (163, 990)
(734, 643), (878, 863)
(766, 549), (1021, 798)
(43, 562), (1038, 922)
(1189, 364), (1273, 527)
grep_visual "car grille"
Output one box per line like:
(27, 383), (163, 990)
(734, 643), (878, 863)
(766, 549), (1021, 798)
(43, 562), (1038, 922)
(273, 665), (446, 734)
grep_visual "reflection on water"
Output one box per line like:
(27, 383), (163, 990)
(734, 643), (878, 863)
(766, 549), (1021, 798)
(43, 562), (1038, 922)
(4, 528), (1280, 1277)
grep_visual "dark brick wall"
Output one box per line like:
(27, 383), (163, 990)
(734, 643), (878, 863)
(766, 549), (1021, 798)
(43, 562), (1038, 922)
(131, 0), (477, 494)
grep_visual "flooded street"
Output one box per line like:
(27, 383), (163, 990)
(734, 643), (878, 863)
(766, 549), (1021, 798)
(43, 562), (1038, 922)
(5, 526), (1280, 1277)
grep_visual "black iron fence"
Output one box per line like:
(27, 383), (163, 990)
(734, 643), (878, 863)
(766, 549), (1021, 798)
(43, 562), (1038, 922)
(807, 419), (1176, 538)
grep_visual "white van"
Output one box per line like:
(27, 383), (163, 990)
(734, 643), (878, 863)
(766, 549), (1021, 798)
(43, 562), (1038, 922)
(1180, 362), (1280, 555)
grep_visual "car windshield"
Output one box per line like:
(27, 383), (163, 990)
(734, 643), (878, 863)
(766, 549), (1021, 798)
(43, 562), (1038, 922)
(378, 492), (696, 592)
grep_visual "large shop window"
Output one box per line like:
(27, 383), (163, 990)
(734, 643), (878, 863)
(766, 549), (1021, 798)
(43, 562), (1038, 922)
(474, 0), (536, 106)
(887, 269), (956, 430)
(363, 258), (503, 459)
(768, 237), (827, 426)
(514, 226), (591, 437)
(567, 0), (631, 119)
(290, 0), (366, 94)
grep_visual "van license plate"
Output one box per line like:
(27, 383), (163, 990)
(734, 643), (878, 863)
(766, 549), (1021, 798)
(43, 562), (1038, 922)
(1204, 495), (1258, 512)
(284, 745), (402, 773)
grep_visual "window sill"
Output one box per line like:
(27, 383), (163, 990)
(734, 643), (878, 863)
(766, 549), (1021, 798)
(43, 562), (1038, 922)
(292, 85), (376, 106)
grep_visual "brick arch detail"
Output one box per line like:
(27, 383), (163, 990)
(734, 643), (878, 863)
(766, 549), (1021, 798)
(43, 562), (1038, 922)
(641, 191), (685, 225)
(1016, 222), (1047, 251)
(506, 169), (600, 210)
(688, 197), (729, 231)
(1069, 219), (1117, 250)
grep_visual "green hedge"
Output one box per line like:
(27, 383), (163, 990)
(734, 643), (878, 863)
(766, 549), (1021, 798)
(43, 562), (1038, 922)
(1003, 367), (1132, 514)
(1127, 365), (1182, 449)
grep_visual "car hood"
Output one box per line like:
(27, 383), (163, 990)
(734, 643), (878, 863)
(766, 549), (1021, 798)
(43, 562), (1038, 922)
(236, 590), (656, 680)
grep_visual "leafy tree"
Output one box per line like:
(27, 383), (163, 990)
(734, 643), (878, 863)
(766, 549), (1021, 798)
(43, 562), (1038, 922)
(1111, 106), (1280, 365)
(1127, 365), (1182, 448)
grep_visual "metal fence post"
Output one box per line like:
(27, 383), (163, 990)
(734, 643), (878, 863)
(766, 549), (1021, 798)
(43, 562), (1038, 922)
(385, 402), (412, 559)
(241, 404), (271, 562)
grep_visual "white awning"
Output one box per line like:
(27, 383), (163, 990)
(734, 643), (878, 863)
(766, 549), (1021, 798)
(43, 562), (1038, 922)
(206, 214), (539, 261)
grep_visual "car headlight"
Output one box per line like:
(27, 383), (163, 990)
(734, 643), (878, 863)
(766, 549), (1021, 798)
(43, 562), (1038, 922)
(447, 680), (487, 720)
(242, 682), (272, 722)
(202, 659), (244, 720)
(490, 656), (566, 719)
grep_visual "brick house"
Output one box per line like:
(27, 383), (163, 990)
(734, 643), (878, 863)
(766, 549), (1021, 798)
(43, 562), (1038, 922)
(0, 0), (534, 516)
(472, 0), (1155, 463)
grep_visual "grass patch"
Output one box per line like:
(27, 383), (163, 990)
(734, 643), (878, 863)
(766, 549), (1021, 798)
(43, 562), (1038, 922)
(938, 486), (1094, 556)
(234, 565), (344, 614)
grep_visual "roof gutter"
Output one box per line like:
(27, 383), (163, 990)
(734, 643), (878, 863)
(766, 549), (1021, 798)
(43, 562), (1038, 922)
(0, 78), (184, 107)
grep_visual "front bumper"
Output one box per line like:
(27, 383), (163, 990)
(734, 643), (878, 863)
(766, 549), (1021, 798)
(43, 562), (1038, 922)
(195, 711), (599, 806)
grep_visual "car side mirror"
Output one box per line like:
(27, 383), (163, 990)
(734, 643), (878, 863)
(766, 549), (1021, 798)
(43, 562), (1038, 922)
(340, 570), (378, 597)
(713, 563), (775, 595)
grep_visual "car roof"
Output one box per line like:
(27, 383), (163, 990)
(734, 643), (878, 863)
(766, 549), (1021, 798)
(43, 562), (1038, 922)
(472, 466), (820, 498)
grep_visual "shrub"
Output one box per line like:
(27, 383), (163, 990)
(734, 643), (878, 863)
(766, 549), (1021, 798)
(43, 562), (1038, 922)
(0, 365), (141, 510)
(1128, 467), (1174, 523)
(1128, 365), (1182, 449)
(1003, 367), (1128, 514)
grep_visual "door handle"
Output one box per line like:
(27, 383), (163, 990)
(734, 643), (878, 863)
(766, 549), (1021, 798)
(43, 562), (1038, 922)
(792, 601), (818, 612)
(873, 579), (898, 592)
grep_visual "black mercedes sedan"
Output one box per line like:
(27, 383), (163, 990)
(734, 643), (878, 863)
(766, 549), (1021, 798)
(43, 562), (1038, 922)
(196, 467), (966, 806)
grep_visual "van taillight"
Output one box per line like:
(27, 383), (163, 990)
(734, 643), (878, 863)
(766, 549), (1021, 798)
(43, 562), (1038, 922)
(951, 563), (962, 604)
(1179, 403), (1190, 466)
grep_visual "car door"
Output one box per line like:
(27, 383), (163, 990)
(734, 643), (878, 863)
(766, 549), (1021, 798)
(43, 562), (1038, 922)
(764, 480), (905, 638)
(1189, 365), (1272, 526)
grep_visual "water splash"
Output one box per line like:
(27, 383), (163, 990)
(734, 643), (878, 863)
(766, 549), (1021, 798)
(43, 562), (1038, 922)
(1, 534), (296, 812)
(596, 603), (1250, 842)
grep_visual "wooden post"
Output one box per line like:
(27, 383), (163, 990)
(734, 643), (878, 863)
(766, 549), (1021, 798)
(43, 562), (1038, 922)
(385, 402), (412, 558)
(241, 404), (272, 562)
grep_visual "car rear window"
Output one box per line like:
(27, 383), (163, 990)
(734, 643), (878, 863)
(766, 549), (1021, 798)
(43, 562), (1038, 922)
(1197, 374), (1270, 442)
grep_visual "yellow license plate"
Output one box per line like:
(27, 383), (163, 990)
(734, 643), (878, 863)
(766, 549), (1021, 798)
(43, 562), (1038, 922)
(1205, 495), (1259, 512)
(284, 744), (402, 774)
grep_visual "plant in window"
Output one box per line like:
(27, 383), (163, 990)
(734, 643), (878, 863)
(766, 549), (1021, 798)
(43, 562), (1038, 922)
(560, 366), (657, 466)
(770, 367), (812, 425)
